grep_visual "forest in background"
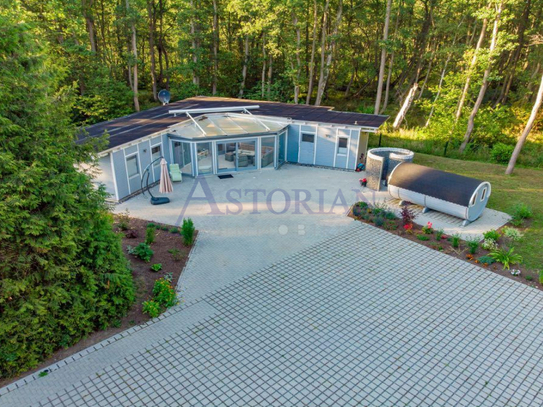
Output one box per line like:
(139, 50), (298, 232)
(3, 0), (543, 168)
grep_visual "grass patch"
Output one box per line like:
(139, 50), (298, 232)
(413, 153), (543, 268)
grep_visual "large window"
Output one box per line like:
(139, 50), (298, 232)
(337, 137), (348, 155)
(302, 133), (315, 143)
(126, 155), (139, 178)
(197, 142), (212, 175)
(261, 137), (275, 168)
(173, 141), (193, 176)
(151, 145), (161, 161)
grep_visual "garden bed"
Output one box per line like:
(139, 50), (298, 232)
(0, 216), (196, 387)
(349, 202), (542, 291)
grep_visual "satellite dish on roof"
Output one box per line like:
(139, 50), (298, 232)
(158, 89), (171, 105)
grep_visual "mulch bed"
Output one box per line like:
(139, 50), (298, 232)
(348, 204), (542, 291)
(0, 217), (195, 387)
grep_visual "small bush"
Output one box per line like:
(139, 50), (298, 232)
(510, 203), (533, 226)
(168, 248), (184, 262)
(525, 275), (533, 282)
(478, 255), (496, 265)
(117, 209), (131, 231)
(490, 143), (514, 164)
(358, 201), (368, 209)
(502, 227), (523, 241)
(169, 227), (180, 234)
(385, 211), (397, 220)
(374, 217), (385, 227)
(145, 225), (156, 245)
(147, 223), (156, 228)
(142, 300), (161, 318)
(490, 247), (523, 270)
(400, 205), (415, 225)
(153, 278), (178, 308)
(384, 220), (398, 231)
(466, 238), (479, 255)
(483, 229), (500, 242)
(128, 243), (154, 262)
(435, 229), (444, 240)
(417, 234), (430, 241)
(450, 234), (460, 248)
(160, 225), (169, 231)
(181, 218), (196, 246)
(150, 263), (162, 272)
(482, 239), (498, 251)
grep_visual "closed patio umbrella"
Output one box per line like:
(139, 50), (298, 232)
(159, 158), (173, 194)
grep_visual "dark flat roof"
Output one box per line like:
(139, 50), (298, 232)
(388, 163), (484, 207)
(79, 96), (388, 151)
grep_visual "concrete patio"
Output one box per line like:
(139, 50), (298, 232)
(2, 222), (543, 407)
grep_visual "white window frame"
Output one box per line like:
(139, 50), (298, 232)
(125, 153), (140, 179)
(337, 136), (349, 156)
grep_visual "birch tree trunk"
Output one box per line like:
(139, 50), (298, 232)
(314, 0), (330, 106)
(315, 0), (342, 107)
(82, 0), (98, 53)
(212, 0), (219, 95)
(374, 0), (392, 114)
(267, 55), (273, 98)
(261, 33), (267, 98)
(126, 0), (140, 111)
(239, 35), (249, 98)
(506, 73), (543, 174)
(306, 0), (319, 105)
(190, 0), (199, 87)
(147, 1), (158, 101)
(459, 1), (503, 153)
(455, 18), (488, 121)
(393, 83), (418, 129)
(293, 12), (302, 103)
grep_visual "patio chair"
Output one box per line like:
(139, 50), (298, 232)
(169, 164), (182, 182)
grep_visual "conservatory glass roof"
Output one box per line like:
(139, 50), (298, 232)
(168, 113), (287, 139)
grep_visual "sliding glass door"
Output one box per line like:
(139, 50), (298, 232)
(216, 139), (257, 173)
(172, 141), (192, 176)
(216, 142), (237, 172)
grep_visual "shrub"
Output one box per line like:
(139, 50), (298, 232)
(168, 248), (184, 262)
(417, 235), (430, 241)
(483, 229), (500, 242)
(400, 205), (415, 225)
(478, 255), (496, 265)
(450, 234), (460, 248)
(160, 225), (169, 231)
(358, 201), (368, 209)
(150, 263), (162, 272)
(117, 209), (131, 231)
(502, 227), (523, 241)
(142, 300), (161, 318)
(526, 275), (533, 282)
(385, 211), (397, 220)
(0, 19), (134, 377)
(147, 223), (156, 228)
(482, 239), (498, 251)
(169, 227), (180, 234)
(374, 217), (385, 227)
(153, 278), (178, 308)
(145, 225), (156, 245)
(384, 220), (398, 231)
(490, 247), (523, 270)
(128, 243), (154, 262)
(435, 229), (444, 240)
(181, 218), (196, 246)
(510, 203), (533, 226)
(490, 143), (514, 164)
(466, 238), (480, 255)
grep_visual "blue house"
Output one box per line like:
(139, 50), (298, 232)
(81, 97), (388, 202)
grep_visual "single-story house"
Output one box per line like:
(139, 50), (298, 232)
(81, 96), (388, 202)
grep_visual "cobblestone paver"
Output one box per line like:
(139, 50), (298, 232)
(3, 222), (543, 407)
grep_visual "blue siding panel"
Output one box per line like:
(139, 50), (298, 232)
(287, 124), (299, 162)
(112, 150), (129, 199)
(348, 129), (360, 169)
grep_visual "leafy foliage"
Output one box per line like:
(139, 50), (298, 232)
(483, 230), (501, 242)
(142, 300), (161, 318)
(145, 225), (156, 245)
(502, 227), (524, 241)
(0, 17), (134, 377)
(400, 206), (415, 226)
(490, 143), (515, 164)
(128, 243), (154, 262)
(478, 255), (496, 265)
(152, 278), (178, 309)
(466, 239), (480, 255)
(150, 263), (162, 272)
(490, 247), (523, 270)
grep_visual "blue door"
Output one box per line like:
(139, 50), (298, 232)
(299, 133), (315, 164)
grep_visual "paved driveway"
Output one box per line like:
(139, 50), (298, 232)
(116, 165), (366, 302)
(2, 222), (543, 407)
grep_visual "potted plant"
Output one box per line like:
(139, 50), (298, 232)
(359, 178), (367, 187)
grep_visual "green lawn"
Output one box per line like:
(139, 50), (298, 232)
(412, 153), (543, 270)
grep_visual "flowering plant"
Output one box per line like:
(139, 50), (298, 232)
(422, 222), (434, 234)
(403, 223), (413, 233)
